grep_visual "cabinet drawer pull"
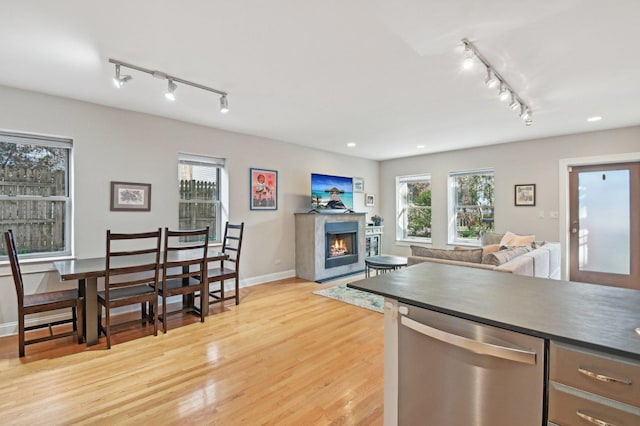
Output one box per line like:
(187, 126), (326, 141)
(576, 410), (617, 426)
(578, 367), (632, 385)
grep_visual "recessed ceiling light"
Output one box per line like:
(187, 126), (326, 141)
(587, 116), (602, 122)
(416, 145), (425, 149)
(347, 142), (357, 148)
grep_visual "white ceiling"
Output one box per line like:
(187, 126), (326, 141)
(1, 1), (639, 161)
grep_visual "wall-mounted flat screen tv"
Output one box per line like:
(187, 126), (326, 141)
(311, 173), (353, 211)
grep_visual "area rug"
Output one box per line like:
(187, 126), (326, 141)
(313, 284), (384, 313)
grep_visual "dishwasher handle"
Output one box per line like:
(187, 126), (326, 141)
(400, 315), (537, 365)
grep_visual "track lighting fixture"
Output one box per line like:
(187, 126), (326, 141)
(165, 80), (177, 101)
(461, 39), (532, 125)
(109, 59), (229, 114)
(112, 64), (131, 88)
(219, 95), (229, 114)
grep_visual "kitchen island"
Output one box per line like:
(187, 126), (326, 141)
(348, 262), (640, 425)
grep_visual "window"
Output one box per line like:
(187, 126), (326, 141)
(178, 153), (225, 244)
(448, 169), (494, 244)
(0, 131), (72, 259)
(396, 174), (432, 242)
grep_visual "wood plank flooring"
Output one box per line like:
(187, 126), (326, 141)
(0, 276), (383, 425)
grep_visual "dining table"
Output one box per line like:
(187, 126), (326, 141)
(53, 249), (228, 346)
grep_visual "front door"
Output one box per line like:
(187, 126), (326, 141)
(568, 162), (640, 289)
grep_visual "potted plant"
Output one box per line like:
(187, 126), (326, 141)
(371, 215), (384, 226)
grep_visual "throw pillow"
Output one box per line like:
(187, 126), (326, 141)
(499, 231), (535, 247)
(482, 243), (501, 257)
(480, 233), (504, 246)
(410, 245), (483, 264)
(482, 245), (531, 266)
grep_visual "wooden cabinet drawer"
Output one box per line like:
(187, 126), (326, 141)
(550, 342), (640, 407)
(549, 382), (640, 425)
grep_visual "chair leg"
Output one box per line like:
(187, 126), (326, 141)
(72, 305), (77, 332)
(234, 278), (240, 305)
(200, 285), (206, 322)
(162, 294), (167, 334)
(152, 299), (158, 337)
(141, 302), (147, 323)
(76, 299), (84, 344)
(18, 313), (25, 358)
(105, 305), (111, 350)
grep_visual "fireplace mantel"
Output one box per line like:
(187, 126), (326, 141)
(294, 212), (366, 282)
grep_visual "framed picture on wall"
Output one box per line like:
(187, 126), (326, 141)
(365, 193), (375, 207)
(250, 168), (278, 210)
(515, 184), (536, 206)
(110, 181), (152, 211)
(353, 177), (364, 193)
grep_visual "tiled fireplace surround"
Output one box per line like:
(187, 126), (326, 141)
(294, 212), (366, 282)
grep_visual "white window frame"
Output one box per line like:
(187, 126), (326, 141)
(178, 152), (228, 245)
(0, 130), (73, 260)
(396, 173), (432, 243)
(448, 168), (495, 246)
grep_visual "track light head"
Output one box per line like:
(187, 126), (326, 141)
(485, 68), (499, 89)
(165, 80), (177, 101)
(220, 95), (229, 114)
(112, 64), (131, 88)
(520, 106), (533, 125)
(499, 84), (510, 101)
(509, 95), (520, 110)
(462, 43), (475, 70)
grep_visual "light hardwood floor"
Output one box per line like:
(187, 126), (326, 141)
(0, 275), (383, 425)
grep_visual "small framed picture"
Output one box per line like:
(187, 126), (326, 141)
(250, 168), (278, 210)
(515, 184), (536, 206)
(110, 181), (152, 211)
(353, 177), (364, 193)
(365, 193), (375, 207)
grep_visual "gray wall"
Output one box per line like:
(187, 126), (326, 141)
(0, 85), (379, 334)
(379, 126), (640, 261)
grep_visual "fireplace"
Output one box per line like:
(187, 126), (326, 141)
(325, 221), (358, 269)
(294, 213), (366, 282)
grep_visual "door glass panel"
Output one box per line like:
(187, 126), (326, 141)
(578, 170), (630, 274)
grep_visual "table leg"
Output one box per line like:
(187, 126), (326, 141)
(83, 277), (99, 346)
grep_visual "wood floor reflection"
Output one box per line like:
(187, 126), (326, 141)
(0, 276), (383, 425)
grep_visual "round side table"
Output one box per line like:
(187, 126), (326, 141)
(365, 255), (408, 278)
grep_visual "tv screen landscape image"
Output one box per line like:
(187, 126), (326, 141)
(311, 173), (353, 211)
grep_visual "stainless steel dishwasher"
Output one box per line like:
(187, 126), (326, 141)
(398, 302), (545, 425)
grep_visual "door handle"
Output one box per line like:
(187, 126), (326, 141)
(400, 315), (537, 365)
(571, 219), (579, 234)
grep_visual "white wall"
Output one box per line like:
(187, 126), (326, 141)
(379, 126), (640, 261)
(0, 85), (379, 333)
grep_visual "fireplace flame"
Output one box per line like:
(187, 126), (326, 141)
(330, 237), (349, 257)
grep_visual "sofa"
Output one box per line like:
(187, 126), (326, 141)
(407, 232), (561, 279)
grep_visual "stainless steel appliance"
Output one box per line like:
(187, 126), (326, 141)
(398, 302), (545, 425)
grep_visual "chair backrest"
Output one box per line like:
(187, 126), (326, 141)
(162, 227), (209, 283)
(222, 222), (244, 273)
(105, 229), (162, 296)
(4, 229), (24, 305)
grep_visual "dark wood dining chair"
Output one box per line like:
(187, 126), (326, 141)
(156, 227), (209, 333)
(207, 222), (244, 306)
(98, 229), (161, 349)
(4, 229), (83, 357)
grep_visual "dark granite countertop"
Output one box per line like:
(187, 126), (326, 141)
(348, 262), (640, 361)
